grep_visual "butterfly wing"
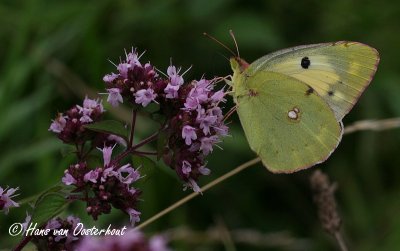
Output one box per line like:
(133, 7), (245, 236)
(234, 70), (342, 173)
(247, 42), (380, 121)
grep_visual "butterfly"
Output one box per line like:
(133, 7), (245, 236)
(214, 33), (380, 173)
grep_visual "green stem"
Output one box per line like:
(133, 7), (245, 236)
(134, 157), (261, 230)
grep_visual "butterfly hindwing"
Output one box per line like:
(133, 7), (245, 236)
(234, 70), (342, 173)
(247, 42), (380, 121)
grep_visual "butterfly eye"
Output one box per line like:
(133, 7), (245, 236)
(301, 57), (311, 69)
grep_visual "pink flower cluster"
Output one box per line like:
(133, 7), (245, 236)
(164, 79), (228, 192)
(29, 216), (82, 251)
(76, 230), (171, 251)
(0, 186), (19, 214)
(103, 49), (162, 107)
(25, 215), (172, 251)
(103, 49), (229, 192)
(62, 146), (142, 225)
(49, 97), (113, 145)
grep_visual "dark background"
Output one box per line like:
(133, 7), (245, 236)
(1, 0), (400, 250)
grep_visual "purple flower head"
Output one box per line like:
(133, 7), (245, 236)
(198, 166), (211, 175)
(170, 75), (184, 86)
(99, 145), (114, 167)
(0, 186), (19, 214)
(107, 88), (123, 107)
(117, 63), (131, 78)
(128, 187), (137, 195)
(80, 114), (93, 123)
(188, 142), (200, 152)
(127, 208), (141, 226)
(182, 125), (197, 145)
(76, 230), (172, 251)
(167, 66), (184, 86)
(210, 90), (226, 103)
(117, 164), (141, 184)
(66, 215), (81, 228)
(84, 169), (100, 183)
(200, 136), (220, 155)
(83, 97), (104, 112)
(135, 88), (157, 107)
(149, 236), (171, 251)
(167, 65), (177, 77)
(21, 213), (32, 234)
(46, 218), (62, 230)
(196, 79), (212, 89)
(184, 97), (200, 110)
(197, 114), (218, 135)
(181, 161), (192, 175)
(126, 50), (142, 67)
(189, 85), (208, 103)
(77, 97), (104, 123)
(58, 216), (81, 244)
(107, 134), (127, 147)
(214, 123), (229, 136)
(103, 73), (118, 83)
(62, 171), (77, 186)
(34, 216), (82, 249)
(164, 83), (180, 99)
(208, 106), (223, 120)
(185, 179), (201, 193)
(164, 64), (187, 98)
(49, 114), (67, 133)
(101, 167), (118, 182)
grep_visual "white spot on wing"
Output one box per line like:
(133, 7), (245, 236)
(288, 108), (300, 120)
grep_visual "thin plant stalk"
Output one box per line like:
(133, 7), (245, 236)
(129, 109), (137, 147)
(335, 232), (348, 251)
(135, 157), (261, 230)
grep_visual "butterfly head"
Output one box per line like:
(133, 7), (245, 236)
(230, 57), (249, 74)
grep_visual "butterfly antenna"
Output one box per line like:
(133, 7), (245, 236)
(203, 32), (236, 57)
(217, 52), (230, 62)
(229, 30), (240, 58)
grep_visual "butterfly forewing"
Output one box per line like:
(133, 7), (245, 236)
(248, 42), (379, 121)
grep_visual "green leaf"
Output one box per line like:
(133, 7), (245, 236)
(84, 120), (128, 140)
(60, 145), (77, 157)
(132, 155), (157, 169)
(151, 113), (166, 124)
(31, 192), (68, 226)
(132, 155), (157, 183)
(156, 130), (168, 160)
(18, 185), (64, 206)
(143, 102), (160, 114)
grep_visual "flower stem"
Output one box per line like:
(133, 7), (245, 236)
(134, 157), (261, 231)
(13, 236), (33, 251)
(111, 131), (160, 165)
(129, 109), (137, 147)
(133, 150), (158, 156)
(132, 131), (160, 150)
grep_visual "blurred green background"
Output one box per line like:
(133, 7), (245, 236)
(1, 0), (400, 250)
